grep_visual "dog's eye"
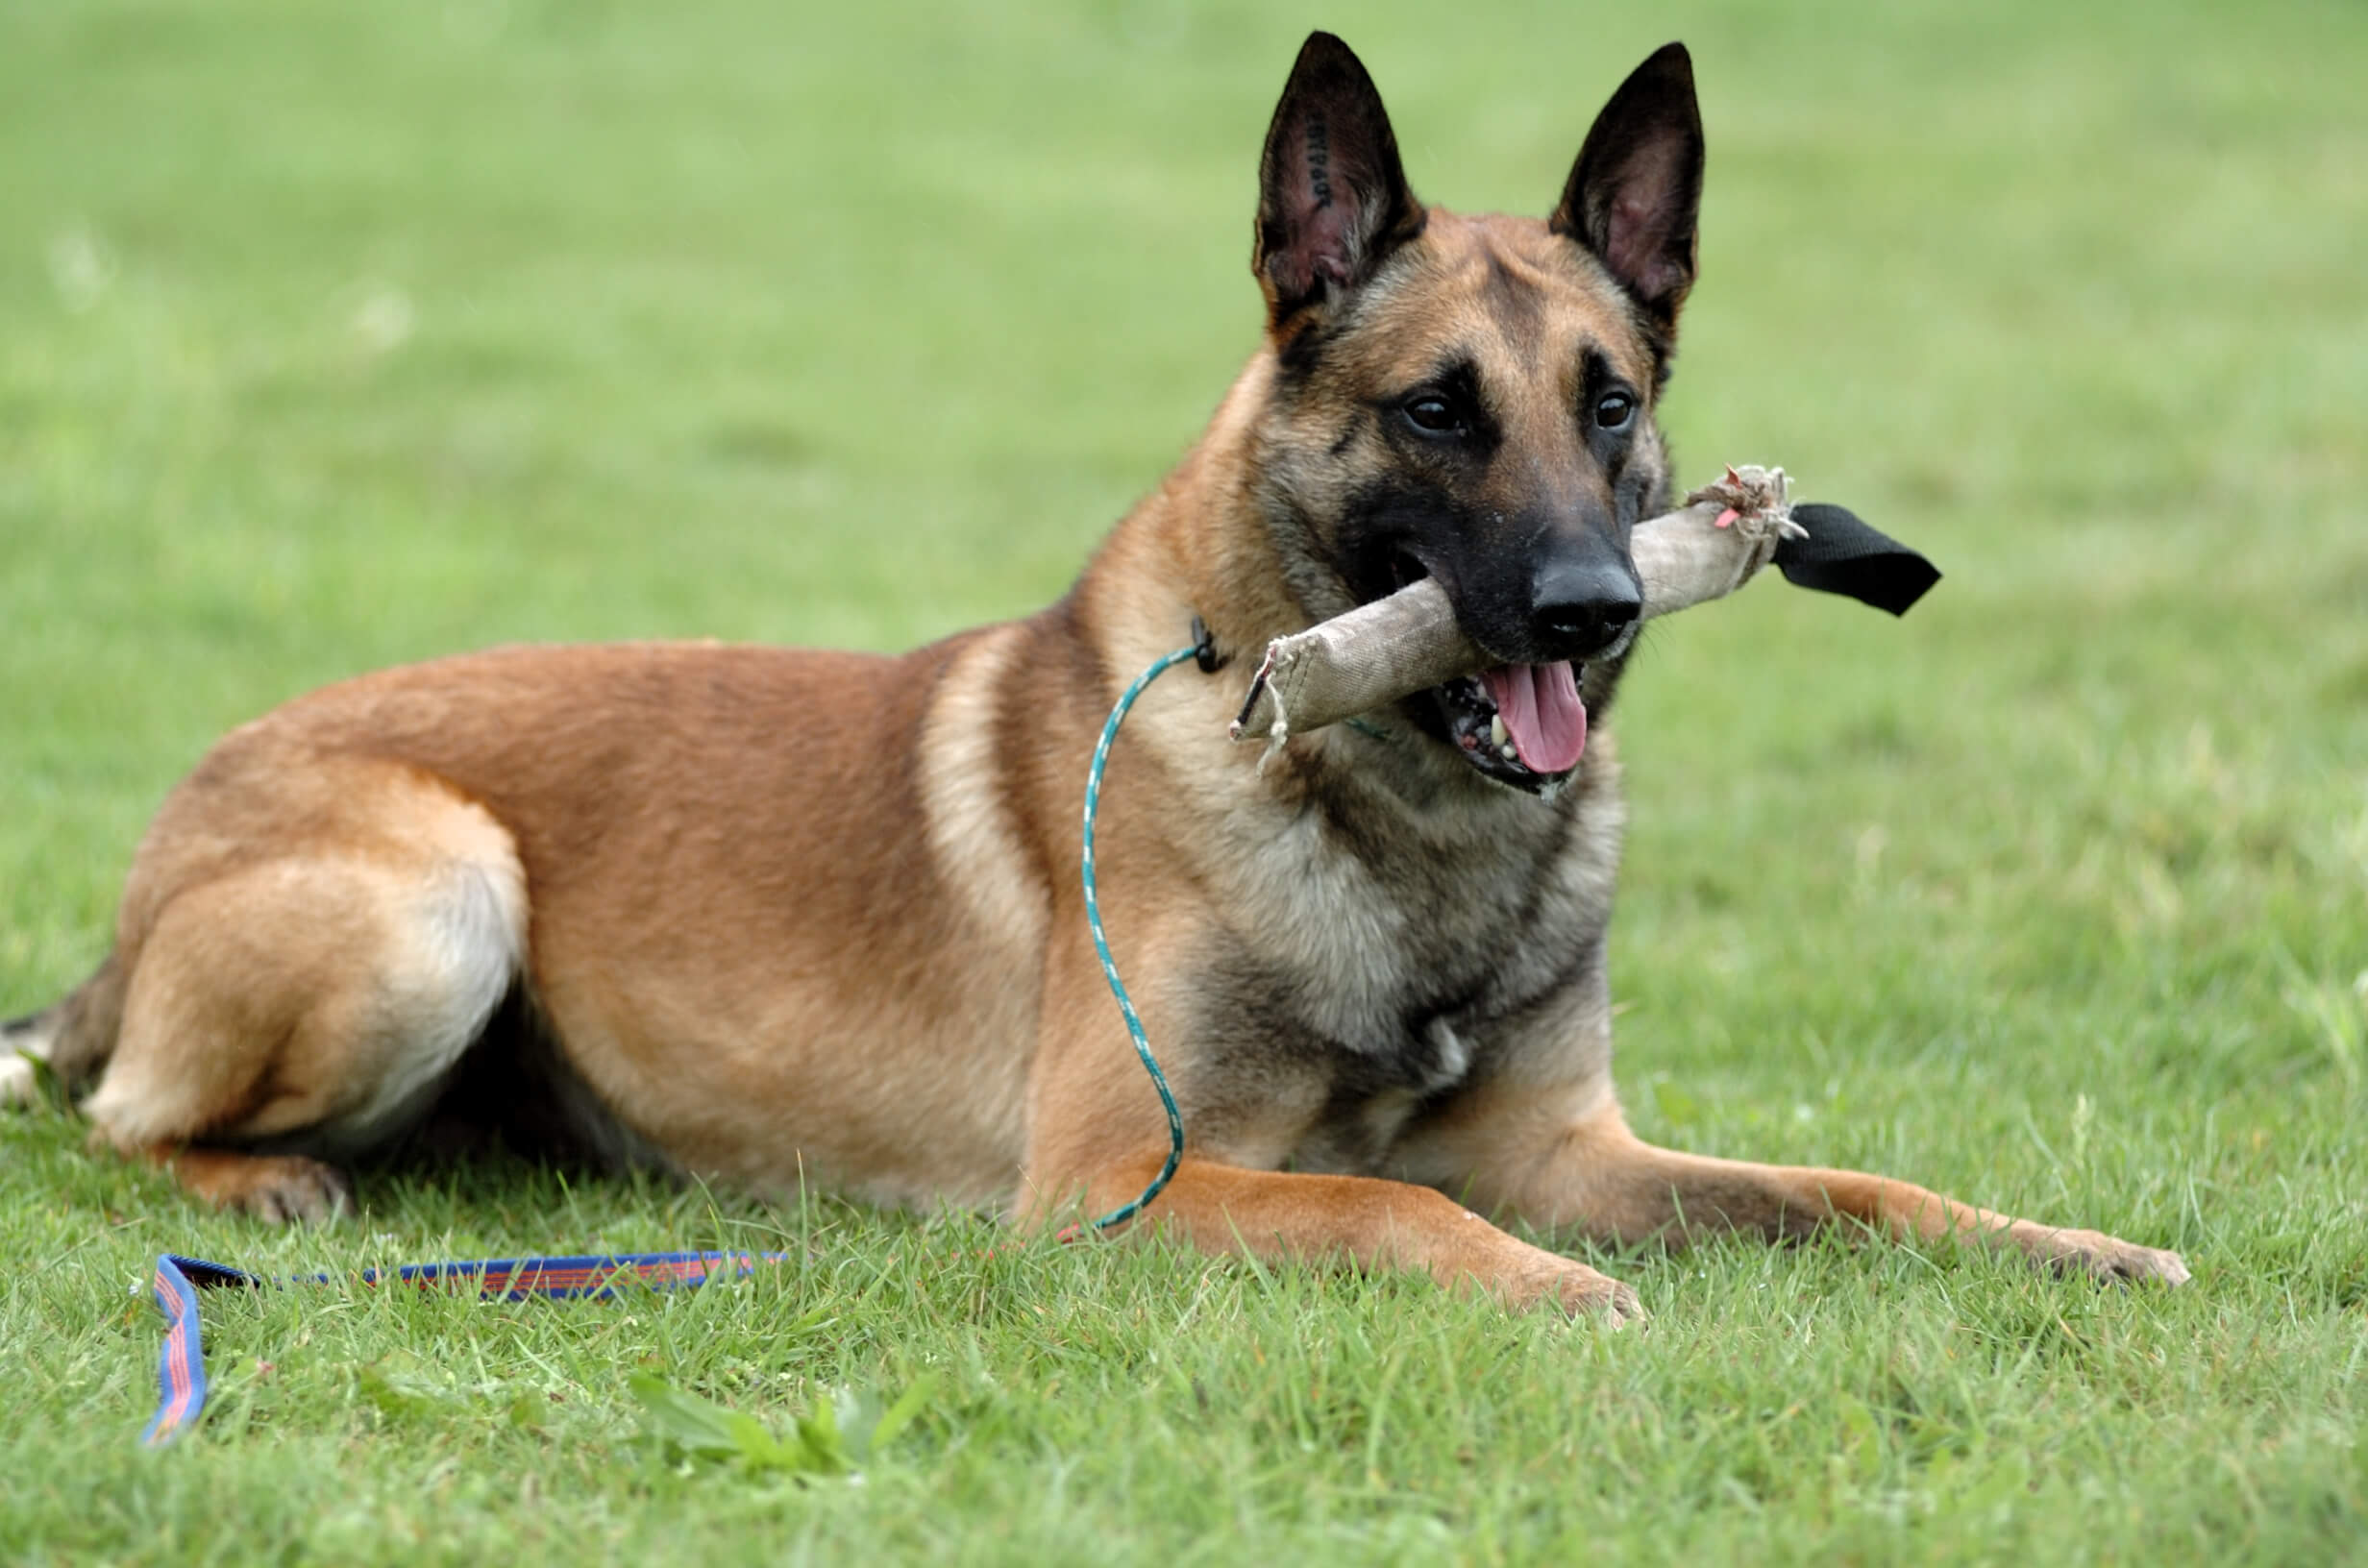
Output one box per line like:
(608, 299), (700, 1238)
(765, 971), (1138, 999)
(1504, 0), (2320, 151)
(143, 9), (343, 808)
(1403, 395), (1463, 435)
(1593, 392), (1636, 429)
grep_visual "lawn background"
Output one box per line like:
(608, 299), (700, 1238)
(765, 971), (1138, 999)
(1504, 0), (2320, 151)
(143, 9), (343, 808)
(2, 0), (2364, 1561)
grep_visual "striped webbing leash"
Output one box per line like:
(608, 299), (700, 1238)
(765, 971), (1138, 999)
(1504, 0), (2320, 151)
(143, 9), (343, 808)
(141, 1249), (784, 1445)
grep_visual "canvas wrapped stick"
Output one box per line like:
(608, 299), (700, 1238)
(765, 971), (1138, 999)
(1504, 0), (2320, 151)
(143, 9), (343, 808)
(1229, 465), (1938, 749)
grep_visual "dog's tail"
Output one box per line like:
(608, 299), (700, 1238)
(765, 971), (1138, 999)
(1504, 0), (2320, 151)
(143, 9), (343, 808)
(1, 951), (126, 1109)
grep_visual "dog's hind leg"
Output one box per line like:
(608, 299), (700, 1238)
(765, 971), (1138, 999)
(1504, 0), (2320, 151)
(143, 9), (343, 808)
(81, 772), (527, 1221)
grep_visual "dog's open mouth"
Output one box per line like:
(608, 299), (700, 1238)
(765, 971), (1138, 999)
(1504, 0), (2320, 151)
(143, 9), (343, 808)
(1375, 554), (1588, 791)
(1431, 664), (1588, 790)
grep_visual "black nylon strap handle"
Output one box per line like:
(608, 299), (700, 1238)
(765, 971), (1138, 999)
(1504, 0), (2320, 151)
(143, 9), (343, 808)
(1773, 502), (1941, 617)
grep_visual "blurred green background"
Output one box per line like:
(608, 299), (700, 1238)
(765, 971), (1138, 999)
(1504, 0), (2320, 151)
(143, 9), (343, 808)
(2, 1), (2364, 1560)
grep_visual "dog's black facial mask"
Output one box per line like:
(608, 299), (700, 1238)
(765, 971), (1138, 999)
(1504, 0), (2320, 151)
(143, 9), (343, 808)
(1254, 37), (1704, 790)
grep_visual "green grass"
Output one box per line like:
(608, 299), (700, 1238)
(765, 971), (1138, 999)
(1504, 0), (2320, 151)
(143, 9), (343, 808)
(4, 0), (2366, 1560)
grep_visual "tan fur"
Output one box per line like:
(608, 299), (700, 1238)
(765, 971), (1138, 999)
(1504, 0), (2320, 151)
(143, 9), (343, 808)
(29, 38), (2187, 1313)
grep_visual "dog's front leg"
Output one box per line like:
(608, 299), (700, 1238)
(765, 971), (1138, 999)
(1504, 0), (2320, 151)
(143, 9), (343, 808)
(1044, 1150), (1643, 1321)
(1017, 940), (1641, 1322)
(1414, 1083), (2191, 1287)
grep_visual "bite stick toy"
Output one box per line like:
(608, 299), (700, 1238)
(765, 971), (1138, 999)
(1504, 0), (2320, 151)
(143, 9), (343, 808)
(1230, 465), (1936, 750)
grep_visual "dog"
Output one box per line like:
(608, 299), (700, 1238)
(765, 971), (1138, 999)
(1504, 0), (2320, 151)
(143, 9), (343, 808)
(2, 34), (2187, 1313)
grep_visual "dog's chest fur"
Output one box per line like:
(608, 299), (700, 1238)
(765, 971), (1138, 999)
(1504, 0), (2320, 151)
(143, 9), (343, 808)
(1183, 725), (1625, 1170)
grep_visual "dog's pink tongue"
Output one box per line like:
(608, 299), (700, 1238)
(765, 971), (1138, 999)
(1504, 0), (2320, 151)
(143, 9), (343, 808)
(1481, 662), (1588, 773)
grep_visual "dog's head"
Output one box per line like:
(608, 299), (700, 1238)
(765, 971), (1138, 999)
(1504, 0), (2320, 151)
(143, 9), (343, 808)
(1247, 33), (1703, 791)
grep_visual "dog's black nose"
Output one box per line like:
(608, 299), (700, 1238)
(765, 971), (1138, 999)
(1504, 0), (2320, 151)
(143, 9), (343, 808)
(1529, 557), (1642, 658)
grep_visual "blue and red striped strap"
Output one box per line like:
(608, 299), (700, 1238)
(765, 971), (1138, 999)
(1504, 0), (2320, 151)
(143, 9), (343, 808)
(141, 1249), (785, 1445)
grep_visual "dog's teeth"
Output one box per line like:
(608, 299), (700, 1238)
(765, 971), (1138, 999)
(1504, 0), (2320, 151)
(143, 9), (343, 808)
(1498, 743), (1517, 762)
(1489, 715), (1508, 747)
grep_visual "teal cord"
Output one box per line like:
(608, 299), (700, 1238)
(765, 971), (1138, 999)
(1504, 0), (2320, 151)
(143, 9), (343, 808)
(1079, 644), (1198, 1231)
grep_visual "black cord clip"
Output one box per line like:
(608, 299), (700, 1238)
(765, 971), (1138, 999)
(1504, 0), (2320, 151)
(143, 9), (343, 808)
(1190, 615), (1226, 674)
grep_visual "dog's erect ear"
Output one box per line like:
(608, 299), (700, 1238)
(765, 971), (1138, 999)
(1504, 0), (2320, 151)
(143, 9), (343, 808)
(1550, 43), (1705, 337)
(1254, 33), (1425, 330)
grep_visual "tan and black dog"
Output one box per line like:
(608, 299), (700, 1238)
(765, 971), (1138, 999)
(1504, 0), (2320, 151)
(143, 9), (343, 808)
(2, 36), (2186, 1315)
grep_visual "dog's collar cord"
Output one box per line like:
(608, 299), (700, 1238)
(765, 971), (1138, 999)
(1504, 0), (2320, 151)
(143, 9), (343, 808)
(1077, 639), (1205, 1232)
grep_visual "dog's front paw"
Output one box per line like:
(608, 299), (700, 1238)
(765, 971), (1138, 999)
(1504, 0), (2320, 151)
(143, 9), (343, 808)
(1507, 1257), (1644, 1326)
(2027, 1226), (2191, 1286)
(1563, 1268), (1646, 1326)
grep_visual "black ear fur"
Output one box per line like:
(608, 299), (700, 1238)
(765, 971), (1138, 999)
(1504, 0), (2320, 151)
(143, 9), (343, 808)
(1550, 43), (1705, 335)
(1253, 33), (1425, 329)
